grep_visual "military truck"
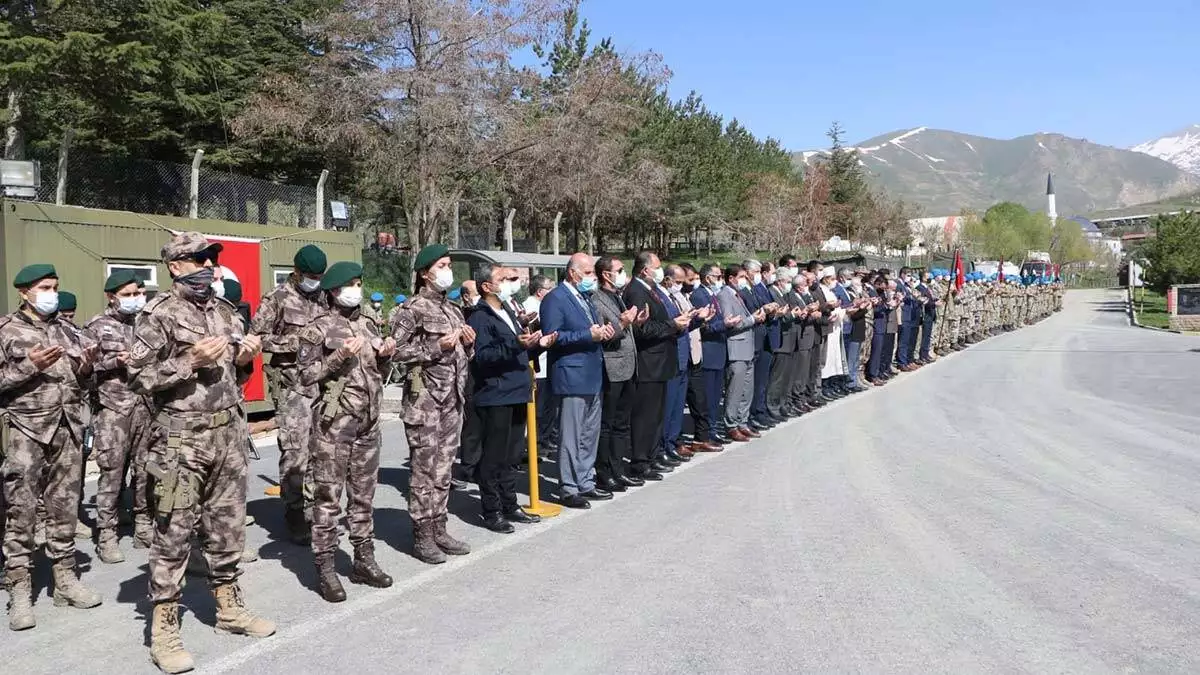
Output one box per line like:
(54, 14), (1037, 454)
(0, 199), (360, 411)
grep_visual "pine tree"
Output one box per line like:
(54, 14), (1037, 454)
(824, 121), (869, 240)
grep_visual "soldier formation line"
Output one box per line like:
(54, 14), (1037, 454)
(0, 233), (1063, 673)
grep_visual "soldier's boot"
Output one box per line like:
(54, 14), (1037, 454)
(315, 554), (346, 603)
(432, 515), (470, 556)
(51, 559), (103, 609)
(285, 509), (311, 546)
(412, 519), (446, 565)
(96, 528), (125, 564)
(74, 519), (94, 540)
(212, 582), (276, 638)
(133, 517), (154, 549)
(150, 602), (194, 674)
(350, 541), (393, 588)
(5, 568), (36, 631)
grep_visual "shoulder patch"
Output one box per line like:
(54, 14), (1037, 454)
(143, 293), (173, 314)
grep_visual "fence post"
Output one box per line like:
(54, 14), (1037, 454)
(55, 129), (74, 205)
(188, 149), (205, 219)
(315, 169), (329, 230)
(504, 208), (515, 252)
(452, 200), (460, 247)
(552, 211), (562, 255)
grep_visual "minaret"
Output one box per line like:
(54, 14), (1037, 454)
(1046, 173), (1057, 226)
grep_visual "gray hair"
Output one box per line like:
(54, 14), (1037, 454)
(473, 263), (498, 289)
(742, 259), (762, 272)
(839, 268), (854, 281)
(792, 273), (808, 287)
(529, 274), (552, 292)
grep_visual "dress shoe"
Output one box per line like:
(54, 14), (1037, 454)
(450, 478), (470, 491)
(671, 447), (694, 461)
(482, 513), (515, 533)
(659, 453), (682, 466)
(558, 494), (591, 509)
(618, 475), (645, 488)
(638, 471), (664, 481)
(770, 412), (789, 424)
(740, 427), (761, 439)
(597, 476), (622, 492)
(503, 509), (542, 524)
(749, 420), (771, 432)
(581, 488), (614, 501)
(727, 428), (750, 442)
(852, 384), (870, 393)
(650, 460), (676, 473)
(713, 434), (733, 445)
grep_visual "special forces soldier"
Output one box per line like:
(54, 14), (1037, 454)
(128, 233), (274, 673)
(391, 244), (475, 565)
(298, 262), (396, 602)
(83, 271), (154, 563)
(249, 244), (327, 544)
(1, 264), (103, 632)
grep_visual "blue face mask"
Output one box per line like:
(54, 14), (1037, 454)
(577, 276), (597, 294)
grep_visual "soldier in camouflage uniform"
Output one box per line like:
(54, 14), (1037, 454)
(128, 233), (274, 674)
(249, 244), (328, 544)
(391, 244), (475, 565)
(298, 262), (396, 602)
(83, 271), (155, 564)
(1, 264), (103, 631)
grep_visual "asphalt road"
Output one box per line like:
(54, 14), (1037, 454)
(6, 288), (1200, 674)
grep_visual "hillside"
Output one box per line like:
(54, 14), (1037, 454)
(794, 128), (1200, 216)
(1132, 124), (1200, 175)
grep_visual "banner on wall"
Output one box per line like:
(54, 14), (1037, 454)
(208, 235), (265, 403)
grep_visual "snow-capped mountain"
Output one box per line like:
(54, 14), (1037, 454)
(1132, 124), (1200, 176)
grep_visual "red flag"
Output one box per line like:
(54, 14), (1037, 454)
(998, 258), (1005, 283)
(952, 249), (965, 291)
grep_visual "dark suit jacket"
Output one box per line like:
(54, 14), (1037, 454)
(623, 279), (678, 383)
(739, 285), (766, 353)
(540, 283), (603, 396)
(655, 286), (690, 372)
(691, 285), (727, 371)
(467, 302), (535, 407)
(845, 286), (870, 342)
(774, 286), (799, 353)
(753, 282), (781, 351)
(917, 283), (937, 321)
(795, 289), (821, 349)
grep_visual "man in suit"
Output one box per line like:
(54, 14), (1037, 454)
(894, 267), (921, 372)
(718, 264), (763, 442)
(690, 264), (733, 445)
(591, 256), (643, 491)
(678, 264), (719, 452)
(659, 264), (714, 462)
(539, 252), (615, 509)
(737, 260), (769, 431)
(747, 261), (783, 427)
(766, 267), (800, 418)
(623, 252), (692, 478)
(788, 272), (820, 412)
(840, 268), (871, 393)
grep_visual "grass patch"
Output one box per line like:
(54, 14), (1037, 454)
(1132, 288), (1170, 329)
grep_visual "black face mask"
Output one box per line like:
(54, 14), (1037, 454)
(681, 282), (695, 294)
(177, 267), (215, 301)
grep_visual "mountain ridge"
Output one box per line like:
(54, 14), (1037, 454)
(1132, 124), (1200, 175)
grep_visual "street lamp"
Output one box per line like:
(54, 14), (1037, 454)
(0, 159), (41, 199)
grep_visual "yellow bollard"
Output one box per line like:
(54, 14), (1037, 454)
(523, 363), (561, 518)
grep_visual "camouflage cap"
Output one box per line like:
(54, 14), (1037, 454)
(161, 231), (223, 263)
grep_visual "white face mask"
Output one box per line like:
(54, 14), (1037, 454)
(117, 295), (147, 315)
(652, 267), (665, 284)
(31, 291), (59, 315)
(613, 271), (628, 289)
(752, 272), (762, 285)
(765, 273), (776, 285)
(336, 286), (362, 308)
(299, 277), (322, 293)
(432, 268), (454, 291)
(211, 280), (225, 299)
(496, 281), (515, 303)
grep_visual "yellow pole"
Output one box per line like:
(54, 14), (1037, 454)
(523, 362), (561, 518)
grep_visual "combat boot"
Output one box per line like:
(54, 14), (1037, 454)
(133, 516), (154, 549)
(432, 515), (470, 556)
(96, 528), (125, 564)
(150, 602), (194, 674)
(5, 567), (36, 631)
(51, 559), (103, 609)
(213, 582), (276, 638)
(315, 553), (346, 603)
(412, 518), (446, 565)
(285, 509), (311, 545)
(75, 518), (94, 540)
(350, 541), (393, 588)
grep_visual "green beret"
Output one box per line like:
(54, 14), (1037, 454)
(12, 264), (57, 288)
(414, 244), (449, 272)
(58, 291), (77, 311)
(222, 279), (243, 305)
(104, 270), (143, 293)
(294, 245), (328, 275)
(320, 261), (363, 291)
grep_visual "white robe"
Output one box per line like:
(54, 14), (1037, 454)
(820, 285), (847, 378)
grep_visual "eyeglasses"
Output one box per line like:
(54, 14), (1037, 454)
(175, 249), (219, 265)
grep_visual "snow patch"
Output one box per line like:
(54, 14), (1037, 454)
(868, 155), (889, 165)
(925, 155), (944, 163)
(963, 141), (976, 153)
(1038, 141), (1048, 150)
(1132, 124), (1200, 174)
(855, 126), (928, 154)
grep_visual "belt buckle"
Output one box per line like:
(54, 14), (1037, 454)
(212, 410), (231, 427)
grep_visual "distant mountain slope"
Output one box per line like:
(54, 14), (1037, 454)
(1132, 124), (1200, 175)
(793, 128), (1199, 216)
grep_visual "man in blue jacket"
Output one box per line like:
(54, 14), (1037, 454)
(539, 253), (615, 509)
(690, 264), (735, 445)
(467, 265), (558, 532)
(750, 261), (783, 426)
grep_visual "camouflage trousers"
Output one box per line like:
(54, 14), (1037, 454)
(93, 403), (155, 531)
(275, 386), (317, 513)
(310, 413), (381, 556)
(405, 405), (463, 523)
(861, 321), (874, 372)
(2, 421), (82, 571)
(148, 410), (248, 603)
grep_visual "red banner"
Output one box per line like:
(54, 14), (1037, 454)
(952, 249), (965, 291)
(209, 235), (265, 403)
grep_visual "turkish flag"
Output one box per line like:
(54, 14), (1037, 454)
(953, 249), (965, 291)
(209, 235), (265, 403)
(998, 258), (1005, 283)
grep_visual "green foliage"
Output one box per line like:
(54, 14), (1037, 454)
(1139, 211), (1200, 292)
(825, 122), (870, 238)
(362, 249), (412, 296)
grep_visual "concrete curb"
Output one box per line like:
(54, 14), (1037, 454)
(1126, 293), (1183, 334)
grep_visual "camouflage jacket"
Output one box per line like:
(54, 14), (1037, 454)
(249, 277), (327, 395)
(127, 287), (251, 414)
(84, 306), (152, 414)
(299, 307), (389, 422)
(391, 286), (473, 426)
(361, 303), (382, 325)
(0, 310), (92, 443)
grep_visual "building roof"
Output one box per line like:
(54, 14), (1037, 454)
(1068, 215), (1100, 233)
(448, 249), (571, 269)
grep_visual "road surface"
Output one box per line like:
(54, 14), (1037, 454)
(5, 288), (1200, 673)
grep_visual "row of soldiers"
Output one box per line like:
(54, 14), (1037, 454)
(935, 273), (1064, 353)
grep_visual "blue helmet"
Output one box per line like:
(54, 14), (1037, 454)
(448, 288), (462, 301)
(394, 294), (405, 304)
(370, 292), (383, 302)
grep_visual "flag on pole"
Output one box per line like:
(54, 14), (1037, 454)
(952, 249), (965, 291)
(998, 258), (1005, 283)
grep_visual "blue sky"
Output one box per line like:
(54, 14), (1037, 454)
(580, 0), (1199, 151)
